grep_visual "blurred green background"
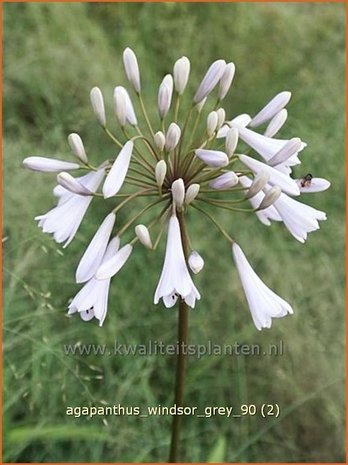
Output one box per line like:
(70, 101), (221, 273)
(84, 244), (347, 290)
(3, 2), (345, 462)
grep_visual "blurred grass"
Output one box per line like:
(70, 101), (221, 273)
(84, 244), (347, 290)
(3, 2), (345, 462)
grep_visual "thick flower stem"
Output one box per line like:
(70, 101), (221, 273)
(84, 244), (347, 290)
(168, 212), (190, 463)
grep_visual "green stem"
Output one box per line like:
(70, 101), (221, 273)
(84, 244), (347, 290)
(168, 212), (190, 463)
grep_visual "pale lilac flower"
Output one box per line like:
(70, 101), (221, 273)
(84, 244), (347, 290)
(154, 215), (200, 308)
(217, 113), (251, 138)
(68, 237), (119, 326)
(35, 168), (105, 247)
(76, 212), (116, 283)
(103, 141), (133, 198)
(232, 243), (293, 330)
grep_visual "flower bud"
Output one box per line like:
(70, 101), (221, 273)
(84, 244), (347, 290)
(206, 111), (218, 137)
(258, 186), (281, 210)
(225, 127), (239, 157)
(57, 172), (92, 196)
(123, 47), (141, 93)
(158, 74), (173, 120)
(195, 149), (229, 168)
(154, 131), (165, 151)
(188, 251), (204, 274)
(165, 123), (181, 152)
(68, 133), (88, 164)
(245, 171), (270, 199)
(171, 178), (185, 209)
(268, 137), (303, 167)
(193, 59), (226, 104)
(185, 184), (200, 205)
(113, 86), (127, 127)
(218, 62), (235, 100)
(173, 56), (190, 95)
(216, 108), (226, 130)
(155, 160), (167, 188)
(135, 224), (153, 249)
(23, 157), (80, 172)
(209, 171), (238, 190)
(90, 87), (106, 127)
(264, 109), (288, 138)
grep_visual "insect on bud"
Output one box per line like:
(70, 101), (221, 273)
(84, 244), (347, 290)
(135, 224), (153, 249)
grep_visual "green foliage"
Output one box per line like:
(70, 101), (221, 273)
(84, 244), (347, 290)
(3, 2), (345, 462)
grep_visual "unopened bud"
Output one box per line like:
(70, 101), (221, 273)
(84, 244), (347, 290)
(171, 178), (185, 209)
(207, 111), (218, 137)
(165, 123), (181, 152)
(195, 97), (207, 113)
(68, 133), (88, 164)
(135, 224), (153, 249)
(173, 56), (190, 95)
(113, 86), (127, 127)
(218, 62), (235, 100)
(154, 131), (165, 152)
(57, 172), (92, 196)
(185, 183), (200, 205)
(158, 74), (173, 120)
(268, 138), (303, 167)
(194, 59), (226, 104)
(155, 160), (167, 188)
(246, 171), (270, 199)
(209, 172), (238, 190)
(188, 251), (204, 274)
(264, 109), (288, 138)
(90, 87), (106, 127)
(258, 186), (281, 210)
(216, 108), (226, 130)
(225, 127), (239, 157)
(123, 47), (141, 93)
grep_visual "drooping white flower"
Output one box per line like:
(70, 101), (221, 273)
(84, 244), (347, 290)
(239, 154), (300, 196)
(90, 87), (106, 127)
(171, 178), (185, 209)
(264, 109), (288, 138)
(158, 74), (173, 120)
(295, 177), (331, 193)
(218, 62), (235, 100)
(239, 176), (282, 226)
(68, 237), (119, 326)
(57, 172), (93, 196)
(96, 243), (133, 280)
(75, 212), (116, 283)
(236, 125), (305, 169)
(209, 171), (238, 190)
(249, 91), (291, 128)
(165, 123), (181, 152)
(135, 224), (153, 249)
(271, 189), (327, 243)
(103, 141), (133, 198)
(154, 215), (200, 308)
(173, 56), (190, 95)
(23, 157), (80, 173)
(193, 59), (226, 104)
(155, 160), (167, 188)
(195, 149), (229, 168)
(232, 243), (293, 330)
(188, 251), (204, 274)
(123, 47), (141, 93)
(185, 184), (200, 205)
(35, 168), (105, 247)
(68, 133), (88, 164)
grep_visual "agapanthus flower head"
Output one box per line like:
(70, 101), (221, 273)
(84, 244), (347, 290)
(24, 48), (330, 330)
